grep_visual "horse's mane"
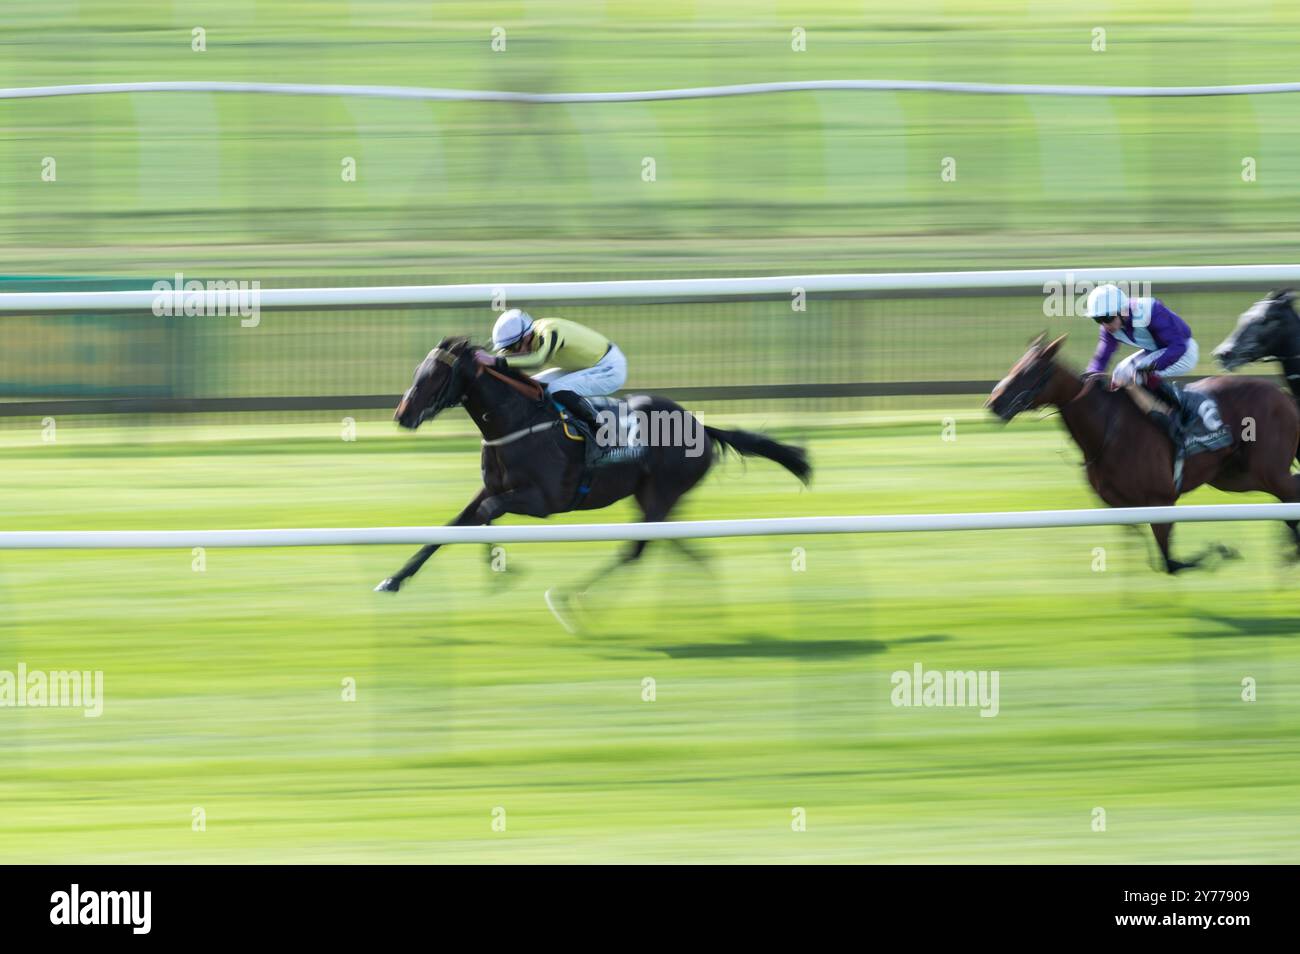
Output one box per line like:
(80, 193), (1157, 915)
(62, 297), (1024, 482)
(437, 335), (473, 353)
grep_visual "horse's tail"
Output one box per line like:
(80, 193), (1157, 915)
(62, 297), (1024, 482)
(704, 426), (811, 485)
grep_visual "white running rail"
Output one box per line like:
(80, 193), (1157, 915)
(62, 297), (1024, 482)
(5, 80), (1300, 103)
(1, 265), (1297, 312)
(2, 504), (1297, 549)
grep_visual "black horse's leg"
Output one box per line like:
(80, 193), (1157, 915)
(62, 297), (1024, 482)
(568, 487), (681, 598)
(669, 538), (711, 566)
(374, 489), (489, 592)
(376, 487), (551, 592)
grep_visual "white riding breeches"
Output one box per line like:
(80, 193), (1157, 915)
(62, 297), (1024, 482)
(1113, 338), (1199, 385)
(533, 344), (627, 397)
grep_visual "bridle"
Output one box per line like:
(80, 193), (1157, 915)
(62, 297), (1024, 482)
(414, 346), (468, 423)
(413, 345), (547, 427)
(999, 355), (1056, 420)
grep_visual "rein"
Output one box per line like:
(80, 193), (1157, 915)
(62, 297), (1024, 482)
(484, 365), (544, 401)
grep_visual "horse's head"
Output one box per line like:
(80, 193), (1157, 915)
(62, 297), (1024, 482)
(1214, 290), (1299, 371)
(986, 332), (1068, 422)
(394, 337), (477, 429)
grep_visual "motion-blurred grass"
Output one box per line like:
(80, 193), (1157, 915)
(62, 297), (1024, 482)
(0, 413), (1296, 862)
(0, 1), (1297, 279)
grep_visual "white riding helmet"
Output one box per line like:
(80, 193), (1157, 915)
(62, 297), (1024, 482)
(492, 309), (534, 350)
(1086, 284), (1129, 320)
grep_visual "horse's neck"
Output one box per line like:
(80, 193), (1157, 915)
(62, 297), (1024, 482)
(1279, 353), (1300, 399)
(1057, 380), (1120, 463)
(463, 373), (543, 440)
(1269, 319), (1300, 397)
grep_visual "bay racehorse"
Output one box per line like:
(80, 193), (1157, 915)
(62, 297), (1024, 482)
(987, 333), (1300, 573)
(376, 337), (811, 595)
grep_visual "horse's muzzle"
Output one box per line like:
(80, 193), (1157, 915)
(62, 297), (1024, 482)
(986, 391), (1028, 423)
(1212, 345), (1245, 372)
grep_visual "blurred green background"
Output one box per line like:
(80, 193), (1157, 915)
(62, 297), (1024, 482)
(0, 0), (1297, 280)
(0, 1), (1298, 864)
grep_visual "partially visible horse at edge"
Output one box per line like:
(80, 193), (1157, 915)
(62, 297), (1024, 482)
(1214, 290), (1300, 464)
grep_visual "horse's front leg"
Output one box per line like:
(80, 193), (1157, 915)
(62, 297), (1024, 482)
(374, 488), (489, 592)
(375, 486), (550, 593)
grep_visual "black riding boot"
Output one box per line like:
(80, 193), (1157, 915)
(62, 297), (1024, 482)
(1152, 378), (1182, 412)
(550, 389), (646, 469)
(550, 389), (599, 437)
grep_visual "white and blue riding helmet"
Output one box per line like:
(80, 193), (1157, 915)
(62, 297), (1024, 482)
(492, 309), (534, 350)
(1085, 284), (1129, 322)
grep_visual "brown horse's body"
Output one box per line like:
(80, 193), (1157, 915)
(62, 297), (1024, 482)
(991, 335), (1300, 572)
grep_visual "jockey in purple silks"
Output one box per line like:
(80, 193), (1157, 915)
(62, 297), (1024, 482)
(1084, 283), (1200, 442)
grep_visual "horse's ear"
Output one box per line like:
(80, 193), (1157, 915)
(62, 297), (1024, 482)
(1028, 331), (1048, 351)
(1044, 333), (1068, 358)
(1274, 288), (1295, 305)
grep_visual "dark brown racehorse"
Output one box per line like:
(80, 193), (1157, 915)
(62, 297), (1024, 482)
(987, 333), (1300, 573)
(377, 337), (811, 598)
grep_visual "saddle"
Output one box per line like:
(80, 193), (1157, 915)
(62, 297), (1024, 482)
(1169, 388), (1232, 456)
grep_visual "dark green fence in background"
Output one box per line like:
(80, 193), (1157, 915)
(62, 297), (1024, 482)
(0, 282), (1270, 420)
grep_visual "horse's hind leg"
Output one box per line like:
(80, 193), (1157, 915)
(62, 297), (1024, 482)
(551, 479), (686, 615)
(670, 537), (711, 567)
(1263, 473), (1300, 558)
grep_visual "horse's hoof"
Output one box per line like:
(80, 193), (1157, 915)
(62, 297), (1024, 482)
(1219, 545), (1241, 561)
(544, 588), (579, 634)
(374, 577), (402, 593)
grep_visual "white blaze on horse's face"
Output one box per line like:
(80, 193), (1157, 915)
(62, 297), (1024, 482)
(1215, 300), (1273, 370)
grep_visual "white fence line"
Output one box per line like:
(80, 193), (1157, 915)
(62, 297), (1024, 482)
(1, 265), (1297, 312)
(2, 504), (1297, 549)
(5, 80), (1300, 103)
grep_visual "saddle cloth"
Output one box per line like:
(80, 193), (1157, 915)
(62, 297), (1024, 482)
(1173, 389), (1233, 457)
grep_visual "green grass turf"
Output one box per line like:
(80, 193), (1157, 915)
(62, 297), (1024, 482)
(0, 1), (1298, 279)
(0, 411), (1296, 862)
